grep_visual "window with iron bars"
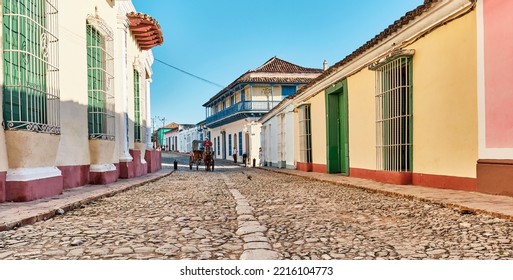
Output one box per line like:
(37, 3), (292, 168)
(133, 69), (141, 142)
(86, 16), (115, 140)
(298, 104), (312, 164)
(373, 56), (412, 172)
(2, 0), (60, 134)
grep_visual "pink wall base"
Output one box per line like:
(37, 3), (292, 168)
(5, 175), (63, 202)
(58, 165), (90, 190)
(119, 161), (135, 179)
(89, 169), (118, 185)
(145, 150), (162, 173)
(0, 172), (5, 203)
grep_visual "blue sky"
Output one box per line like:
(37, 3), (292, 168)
(132, 0), (424, 127)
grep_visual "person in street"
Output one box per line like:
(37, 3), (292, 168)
(233, 147), (238, 163)
(242, 152), (248, 167)
(203, 137), (212, 154)
(258, 147), (263, 166)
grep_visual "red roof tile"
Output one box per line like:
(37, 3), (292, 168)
(203, 57), (322, 106)
(127, 12), (164, 50)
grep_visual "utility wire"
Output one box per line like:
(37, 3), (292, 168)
(154, 58), (225, 89)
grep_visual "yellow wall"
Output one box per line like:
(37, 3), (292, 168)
(347, 69), (376, 170)
(307, 90), (327, 165)
(410, 10), (477, 178)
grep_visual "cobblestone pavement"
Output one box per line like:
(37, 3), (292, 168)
(1, 153), (513, 260)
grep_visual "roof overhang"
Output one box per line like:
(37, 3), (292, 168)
(127, 12), (164, 50)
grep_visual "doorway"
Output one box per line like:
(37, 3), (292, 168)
(325, 80), (349, 174)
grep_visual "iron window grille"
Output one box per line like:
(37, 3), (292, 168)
(133, 69), (142, 142)
(86, 15), (114, 141)
(372, 54), (413, 172)
(298, 104), (312, 163)
(2, 0), (60, 134)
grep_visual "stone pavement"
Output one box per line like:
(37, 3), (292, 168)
(2, 153), (513, 260)
(259, 166), (513, 221)
(0, 169), (173, 232)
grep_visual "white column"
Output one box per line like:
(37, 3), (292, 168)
(117, 17), (132, 162)
(146, 78), (153, 150)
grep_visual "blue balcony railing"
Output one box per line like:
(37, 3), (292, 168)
(206, 100), (281, 124)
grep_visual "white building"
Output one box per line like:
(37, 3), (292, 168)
(202, 57), (322, 164)
(259, 101), (296, 168)
(178, 125), (199, 153)
(0, 0), (163, 202)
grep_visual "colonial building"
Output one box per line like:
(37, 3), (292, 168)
(0, 0), (163, 202)
(203, 57), (322, 164)
(476, 0), (513, 196)
(284, 0), (480, 190)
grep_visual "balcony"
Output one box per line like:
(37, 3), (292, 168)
(206, 100), (281, 128)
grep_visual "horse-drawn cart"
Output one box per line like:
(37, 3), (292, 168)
(189, 140), (214, 171)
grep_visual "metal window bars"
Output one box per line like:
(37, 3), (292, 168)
(86, 15), (115, 141)
(133, 68), (145, 143)
(374, 56), (412, 172)
(2, 0), (60, 134)
(298, 104), (312, 163)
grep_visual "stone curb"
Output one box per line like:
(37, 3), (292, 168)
(0, 170), (174, 232)
(227, 188), (280, 260)
(258, 167), (513, 222)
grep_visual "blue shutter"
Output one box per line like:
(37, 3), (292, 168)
(239, 132), (243, 156)
(217, 136), (220, 155)
(229, 134), (232, 155)
(282, 86), (297, 97)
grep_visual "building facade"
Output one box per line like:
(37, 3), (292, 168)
(177, 124), (197, 153)
(284, 0), (479, 191)
(203, 57), (322, 164)
(476, 0), (513, 196)
(0, 0), (163, 202)
(260, 100), (296, 169)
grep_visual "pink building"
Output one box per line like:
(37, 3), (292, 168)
(477, 0), (513, 195)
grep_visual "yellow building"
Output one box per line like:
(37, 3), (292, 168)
(0, 0), (163, 202)
(293, 0), (478, 191)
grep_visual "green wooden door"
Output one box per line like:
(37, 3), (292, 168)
(325, 80), (349, 175)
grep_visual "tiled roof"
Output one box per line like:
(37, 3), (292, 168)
(203, 57), (322, 106)
(250, 57), (322, 74)
(288, 0), (443, 100)
(127, 12), (164, 50)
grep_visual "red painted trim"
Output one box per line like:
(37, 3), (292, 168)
(89, 169), (118, 185)
(351, 168), (412, 185)
(0, 172), (6, 203)
(145, 150), (162, 173)
(58, 165), (90, 190)
(477, 160), (513, 196)
(412, 173), (476, 191)
(312, 163), (327, 174)
(351, 167), (476, 190)
(296, 162), (313, 172)
(5, 175), (63, 202)
(119, 161), (135, 179)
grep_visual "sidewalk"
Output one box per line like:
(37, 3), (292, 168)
(259, 166), (513, 221)
(0, 169), (173, 232)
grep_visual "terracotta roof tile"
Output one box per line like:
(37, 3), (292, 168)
(203, 57), (322, 106)
(127, 12), (164, 50)
(250, 57), (322, 74)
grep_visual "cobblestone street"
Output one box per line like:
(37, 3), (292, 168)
(1, 153), (513, 260)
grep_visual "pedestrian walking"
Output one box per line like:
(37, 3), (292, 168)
(233, 147), (237, 163)
(258, 147), (263, 166)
